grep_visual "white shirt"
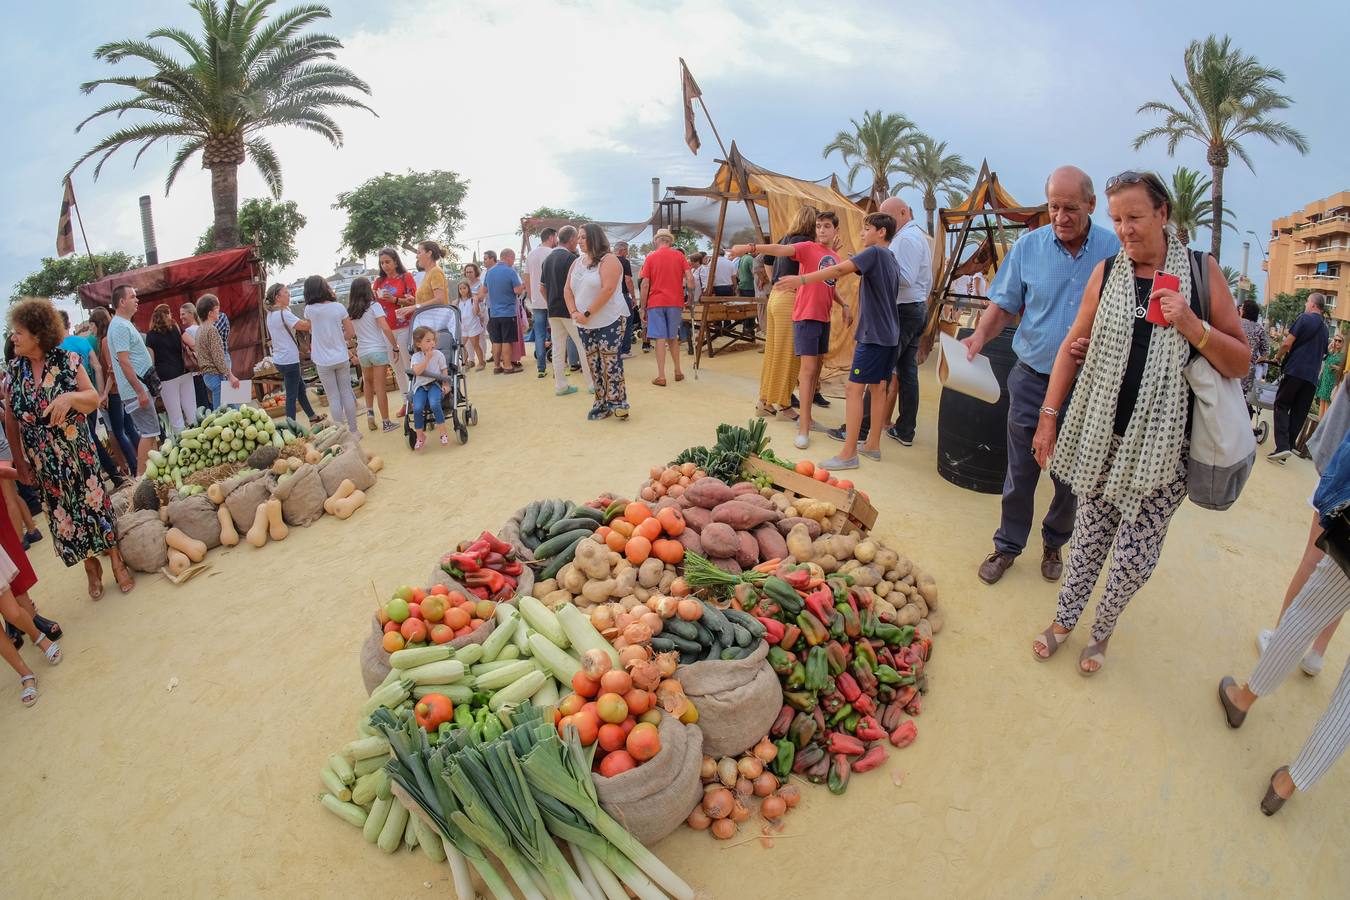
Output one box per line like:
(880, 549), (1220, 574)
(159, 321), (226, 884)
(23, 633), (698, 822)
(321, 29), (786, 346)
(352, 305), (390, 356)
(412, 348), (447, 389)
(525, 244), (555, 310)
(892, 220), (932, 303)
(267, 309), (302, 365)
(712, 255), (737, 288)
(303, 301), (351, 366)
(569, 256), (626, 329)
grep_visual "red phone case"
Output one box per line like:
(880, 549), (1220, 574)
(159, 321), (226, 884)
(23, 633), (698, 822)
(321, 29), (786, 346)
(1146, 272), (1180, 326)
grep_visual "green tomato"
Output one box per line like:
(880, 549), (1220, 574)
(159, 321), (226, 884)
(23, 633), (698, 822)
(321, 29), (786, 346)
(386, 598), (411, 624)
(393, 585), (415, 603)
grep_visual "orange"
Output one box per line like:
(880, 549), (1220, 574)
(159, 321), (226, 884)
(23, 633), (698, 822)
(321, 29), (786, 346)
(795, 460), (815, 477)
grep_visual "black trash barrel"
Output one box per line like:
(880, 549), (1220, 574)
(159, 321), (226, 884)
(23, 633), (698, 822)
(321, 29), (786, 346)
(937, 326), (1018, 494)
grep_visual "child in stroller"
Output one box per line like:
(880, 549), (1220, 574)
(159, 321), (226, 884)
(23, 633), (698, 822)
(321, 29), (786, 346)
(401, 304), (478, 449)
(409, 326), (452, 449)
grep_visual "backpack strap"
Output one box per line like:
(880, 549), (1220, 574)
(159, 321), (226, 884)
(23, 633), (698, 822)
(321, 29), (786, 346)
(1189, 249), (1211, 323)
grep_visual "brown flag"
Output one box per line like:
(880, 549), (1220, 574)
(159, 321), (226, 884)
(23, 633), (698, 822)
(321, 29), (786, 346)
(680, 58), (701, 155)
(56, 178), (76, 257)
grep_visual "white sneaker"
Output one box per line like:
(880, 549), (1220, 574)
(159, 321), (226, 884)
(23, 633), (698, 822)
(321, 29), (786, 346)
(1301, 651), (1324, 677)
(1256, 628), (1273, 655)
(793, 434), (809, 450)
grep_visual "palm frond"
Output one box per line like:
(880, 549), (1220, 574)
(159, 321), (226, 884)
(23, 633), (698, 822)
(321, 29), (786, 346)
(246, 135), (283, 197)
(164, 137), (207, 193)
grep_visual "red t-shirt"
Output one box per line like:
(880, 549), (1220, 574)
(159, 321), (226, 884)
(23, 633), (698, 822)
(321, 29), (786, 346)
(374, 272), (418, 324)
(790, 242), (842, 322)
(639, 247), (690, 309)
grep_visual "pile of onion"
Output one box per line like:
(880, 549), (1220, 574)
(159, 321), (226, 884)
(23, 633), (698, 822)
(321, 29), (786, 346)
(692, 741), (802, 840)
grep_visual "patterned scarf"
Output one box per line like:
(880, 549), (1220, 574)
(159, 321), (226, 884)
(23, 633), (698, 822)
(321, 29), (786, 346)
(1050, 233), (1192, 520)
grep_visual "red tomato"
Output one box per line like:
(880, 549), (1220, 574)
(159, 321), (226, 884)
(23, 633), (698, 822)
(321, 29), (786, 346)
(571, 710), (600, 745)
(622, 688), (652, 715)
(619, 717), (637, 736)
(430, 624), (454, 645)
(376, 607), (390, 625)
(597, 750), (637, 777)
(836, 479), (854, 490)
(411, 587), (426, 604)
(408, 603), (422, 620)
(826, 475), (838, 486)
(430, 584), (450, 597)
(572, 672), (600, 698)
(813, 467), (830, 482)
(557, 693), (586, 717)
(383, 620), (400, 634)
(447, 590), (467, 605)
(795, 460), (815, 477)
(597, 723), (627, 752)
(400, 618), (428, 643)
(444, 607), (471, 630)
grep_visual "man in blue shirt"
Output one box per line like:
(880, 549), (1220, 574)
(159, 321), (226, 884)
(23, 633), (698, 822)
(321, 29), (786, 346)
(1270, 292), (1330, 462)
(961, 166), (1120, 585)
(484, 247), (525, 373)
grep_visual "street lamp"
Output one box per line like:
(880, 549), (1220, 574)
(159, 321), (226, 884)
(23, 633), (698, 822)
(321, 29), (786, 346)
(1246, 229), (1268, 260)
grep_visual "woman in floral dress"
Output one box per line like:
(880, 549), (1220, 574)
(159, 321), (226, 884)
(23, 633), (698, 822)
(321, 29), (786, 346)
(5, 298), (133, 599)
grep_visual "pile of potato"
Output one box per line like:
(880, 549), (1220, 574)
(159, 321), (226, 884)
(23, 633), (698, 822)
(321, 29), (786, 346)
(531, 532), (682, 609)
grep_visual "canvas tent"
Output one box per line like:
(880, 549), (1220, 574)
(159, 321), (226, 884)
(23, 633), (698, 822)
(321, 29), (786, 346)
(79, 246), (265, 376)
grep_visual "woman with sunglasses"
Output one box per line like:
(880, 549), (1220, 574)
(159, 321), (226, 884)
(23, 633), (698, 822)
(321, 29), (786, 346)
(1316, 333), (1345, 417)
(1029, 170), (1249, 675)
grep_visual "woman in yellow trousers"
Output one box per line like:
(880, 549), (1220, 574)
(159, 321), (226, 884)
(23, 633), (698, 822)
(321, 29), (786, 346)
(756, 207), (817, 421)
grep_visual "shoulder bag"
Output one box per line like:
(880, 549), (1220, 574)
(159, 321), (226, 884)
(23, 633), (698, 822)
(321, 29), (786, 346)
(1183, 250), (1256, 510)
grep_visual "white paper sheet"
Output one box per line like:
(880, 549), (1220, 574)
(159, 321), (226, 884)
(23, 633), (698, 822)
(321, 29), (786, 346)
(221, 378), (253, 407)
(937, 332), (1001, 404)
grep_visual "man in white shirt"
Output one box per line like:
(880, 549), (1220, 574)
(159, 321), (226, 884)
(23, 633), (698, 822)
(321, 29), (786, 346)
(709, 250), (738, 296)
(524, 228), (558, 378)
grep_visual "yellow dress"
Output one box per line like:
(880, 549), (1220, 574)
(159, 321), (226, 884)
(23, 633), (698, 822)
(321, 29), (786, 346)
(758, 286), (799, 407)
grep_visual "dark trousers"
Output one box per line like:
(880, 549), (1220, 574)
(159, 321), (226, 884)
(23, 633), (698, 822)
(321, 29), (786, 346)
(620, 305), (640, 354)
(103, 396), (139, 475)
(863, 303), (926, 437)
(994, 362), (1077, 557)
(1273, 374), (1317, 453)
(278, 361), (317, 420)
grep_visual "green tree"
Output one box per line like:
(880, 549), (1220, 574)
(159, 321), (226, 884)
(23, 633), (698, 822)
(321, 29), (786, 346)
(822, 110), (917, 203)
(1221, 265), (1241, 289)
(195, 197), (306, 270)
(1169, 166), (1235, 246)
(334, 170), (469, 256)
(11, 251), (140, 301)
(1133, 34), (1309, 261)
(518, 206), (592, 235)
(635, 227), (701, 257)
(1266, 289), (1309, 328)
(70, 0), (373, 251)
(895, 135), (975, 236)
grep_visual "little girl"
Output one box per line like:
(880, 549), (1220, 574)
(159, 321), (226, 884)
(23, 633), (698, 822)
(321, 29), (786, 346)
(0, 463), (61, 706)
(410, 327), (451, 449)
(456, 280), (488, 370)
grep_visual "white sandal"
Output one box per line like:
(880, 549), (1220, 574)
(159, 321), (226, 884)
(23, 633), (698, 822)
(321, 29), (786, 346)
(20, 674), (36, 706)
(37, 635), (61, 665)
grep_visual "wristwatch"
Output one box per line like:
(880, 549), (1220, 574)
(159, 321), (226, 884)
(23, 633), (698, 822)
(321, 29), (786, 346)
(582, 310), (591, 319)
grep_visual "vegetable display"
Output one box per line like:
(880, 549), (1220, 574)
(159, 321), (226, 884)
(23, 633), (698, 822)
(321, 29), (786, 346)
(440, 531), (524, 601)
(146, 405), (290, 486)
(686, 741), (801, 842)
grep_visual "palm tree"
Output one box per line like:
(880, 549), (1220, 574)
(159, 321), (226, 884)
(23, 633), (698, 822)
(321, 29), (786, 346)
(1169, 166), (1236, 246)
(894, 136), (975, 236)
(822, 110), (916, 204)
(1133, 34), (1308, 261)
(1221, 265), (1241, 289)
(69, 0), (373, 250)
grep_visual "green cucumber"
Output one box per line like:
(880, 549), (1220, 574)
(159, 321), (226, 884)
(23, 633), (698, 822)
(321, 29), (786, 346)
(538, 536), (585, 581)
(535, 499), (562, 532)
(546, 517), (599, 538)
(533, 528), (594, 560)
(521, 501), (541, 536)
(660, 618), (701, 642)
(568, 505), (604, 524)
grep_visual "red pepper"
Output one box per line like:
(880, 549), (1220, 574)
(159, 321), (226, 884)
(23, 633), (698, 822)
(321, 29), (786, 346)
(796, 612), (828, 647)
(893, 685), (918, 709)
(479, 530), (512, 556)
(889, 720), (917, 748)
(783, 569), (810, 590)
(466, 569), (507, 596)
(501, 561), (523, 577)
(770, 705), (795, 738)
(805, 588), (835, 626)
(449, 553), (482, 573)
(851, 745), (888, 773)
(835, 672), (861, 703)
(852, 694), (876, 717)
(465, 538), (490, 555)
(467, 586), (489, 600)
(879, 701), (903, 732)
(904, 693), (923, 717)
(844, 588), (860, 616)
(484, 551), (507, 568)
(826, 731), (866, 756)
(756, 617), (785, 645)
(779, 624), (802, 650)
(854, 715), (886, 741)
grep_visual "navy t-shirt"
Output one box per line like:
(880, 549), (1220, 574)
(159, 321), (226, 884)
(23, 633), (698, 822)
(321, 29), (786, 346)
(852, 244), (901, 346)
(1285, 311), (1329, 383)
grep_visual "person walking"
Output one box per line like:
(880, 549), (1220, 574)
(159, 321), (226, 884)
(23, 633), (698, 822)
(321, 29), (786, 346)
(107, 285), (160, 472)
(374, 248), (419, 399)
(348, 277), (400, 432)
(1316, 333), (1344, 417)
(960, 166), (1121, 585)
(1269, 292), (1330, 463)
(0, 366), (44, 547)
(194, 295), (240, 410)
(525, 228), (559, 377)
(5, 298), (134, 599)
(753, 208), (815, 420)
(89, 307), (139, 475)
(639, 228), (696, 389)
(1239, 299), (1269, 405)
(57, 313), (123, 489)
(144, 303), (196, 434)
(566, 224), (629, 421)
(302, 275), (360, 434)
(1029, 170), (1249, 674)
(615, 241), (641, 358)
(543, 225), (594, 396)
(458, 264), (488, 370)
(483, 248), (524, 374)
(264, 283), (323, 426)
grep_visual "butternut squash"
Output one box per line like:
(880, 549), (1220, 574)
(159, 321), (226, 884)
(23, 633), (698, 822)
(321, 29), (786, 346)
(165, 527), (207, 563)
(167, 548), (191, 576)
(324, 479), (357, 515)
(246, 503), (269, 548)
(265, 498), (288, 541)
(304, 446), (322, 465)
(206, 483), (225, 505)
(331, 489), (366, 520)
(367, 456), (384, 474)
(271, 458), (290, 476)
(217, 505), (240, 547)
(287, 456), (302, 471)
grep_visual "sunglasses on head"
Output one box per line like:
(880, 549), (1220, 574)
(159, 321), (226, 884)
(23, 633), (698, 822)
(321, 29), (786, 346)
(1106, 170), (1170, 205)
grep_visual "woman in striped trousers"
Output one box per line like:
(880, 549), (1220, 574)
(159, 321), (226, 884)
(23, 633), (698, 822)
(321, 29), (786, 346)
(1218, 555), (1350, 814)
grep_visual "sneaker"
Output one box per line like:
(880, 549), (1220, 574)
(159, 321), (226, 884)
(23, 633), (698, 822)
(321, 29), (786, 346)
(819, 454), (859, 471)
(813, 391), (831, 409)
(556, 386), (578, 396)
(440, 433), (450, 446)
(1267, 450), (1291, 463)
(826, 424), (869, 443)
(885, 425), (913, 446)
(859, 448), (880, 461)
(25, 529), (43, 546)
(793, 434), (809, 450)
(366, 413), (377, 432)
(587, 406), (612, 421)
(537, 370), (547, 379)
(1301, 650), (1324, 677)
(641, 343), (652, 352)
(382, 420), (399, 432)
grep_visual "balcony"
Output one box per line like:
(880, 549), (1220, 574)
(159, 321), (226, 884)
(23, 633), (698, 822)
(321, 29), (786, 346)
(1294, 214), (1350, 238)
(1295, 241), (1350, 256)
(1294, 273), (1344, 283)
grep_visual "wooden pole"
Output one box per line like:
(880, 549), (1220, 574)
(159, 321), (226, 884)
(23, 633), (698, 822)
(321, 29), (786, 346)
(70, 181), (103, 280)
(697, 194), (731, 374)
(695, 95), (730, 161)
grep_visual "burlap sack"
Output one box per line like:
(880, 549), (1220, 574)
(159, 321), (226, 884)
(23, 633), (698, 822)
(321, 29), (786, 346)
(499, 506), (534, 563)
(595, 712), (704, 845)
(319, 446), (376, 496)
(675, 641), (781, 757)
(360, 613), (497, 694)
(222, 470), (273, 532)
(166, 494), (222, 550)
(273, 462), (326, 526)
(116, 509), (169, 573)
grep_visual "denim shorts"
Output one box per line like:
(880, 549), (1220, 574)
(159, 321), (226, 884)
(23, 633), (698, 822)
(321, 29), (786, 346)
(358, 351), (390, 368)
(793, 319), (831, 356)
(646, 306), (683, 340)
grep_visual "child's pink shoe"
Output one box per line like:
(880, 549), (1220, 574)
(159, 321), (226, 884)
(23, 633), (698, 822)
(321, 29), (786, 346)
(439, 433), (450, 446)
(414, 436), (426, 451)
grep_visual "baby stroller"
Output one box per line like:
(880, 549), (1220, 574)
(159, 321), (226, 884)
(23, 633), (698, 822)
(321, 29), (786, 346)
(1247, 359), (1280, 446)
(401, 304), (478, 448)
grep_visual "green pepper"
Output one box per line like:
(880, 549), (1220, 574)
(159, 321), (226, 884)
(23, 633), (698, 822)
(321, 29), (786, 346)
(805, 646), (830, 691)
(861, 608), (879, 638)
(828, 702), (854, 726)
(855, 641), (878, 671)
(453, 705), (475, 729)
(763, 577), (803, 615)
(772, 740), (795, 778)
(827, 610), (846, 641)
(876, 664), (915, 686)
(783, 689), (817, 712)
(796, 611), (828, 646)
(842, 711), (860, 733)
(827, 753), (851, 795)
(789, 711), (818, 748)
(874, 624), (916, 647)
(481, 714), (504, 742)
(835, 603), (861, 639)
(786, 661), (806, 689)
(824, 640), (849, 676)
(767, 645), (795, 676)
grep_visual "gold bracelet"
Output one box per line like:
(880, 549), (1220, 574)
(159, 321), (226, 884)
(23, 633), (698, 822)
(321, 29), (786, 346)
(1195, 320), (1212, 351)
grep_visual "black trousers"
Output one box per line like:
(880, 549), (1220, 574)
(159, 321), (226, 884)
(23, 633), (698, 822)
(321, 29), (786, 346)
(1273, 375), (1316, 453)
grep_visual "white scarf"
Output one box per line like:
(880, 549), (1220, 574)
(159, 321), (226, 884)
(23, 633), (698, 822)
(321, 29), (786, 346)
(1050, 234), (1192, 520)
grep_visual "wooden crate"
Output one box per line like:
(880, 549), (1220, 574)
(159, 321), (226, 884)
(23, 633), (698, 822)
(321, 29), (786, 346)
(743, 455), (878, 533)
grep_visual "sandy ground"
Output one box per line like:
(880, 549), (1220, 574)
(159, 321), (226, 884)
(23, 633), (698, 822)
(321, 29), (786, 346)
(1, 345), (1346, 899)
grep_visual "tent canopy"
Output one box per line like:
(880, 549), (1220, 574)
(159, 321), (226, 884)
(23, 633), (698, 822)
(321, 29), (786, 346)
(78, 246), (265, 377)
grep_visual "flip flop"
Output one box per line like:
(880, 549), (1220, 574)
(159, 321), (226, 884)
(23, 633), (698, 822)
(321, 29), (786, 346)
(1032, 625), (1069, 661)
(1078, 639), (1108, 676)
(1261, 766), (1292, 816)
(1217, 676), (1247, 729)
(652, 377), (667, 387)
(674, 373), (685, 382)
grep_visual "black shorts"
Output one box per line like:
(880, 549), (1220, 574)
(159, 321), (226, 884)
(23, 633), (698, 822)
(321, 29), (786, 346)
(488, 316), (518, 344)
(793, 319), (831, 357)
(849, 342), (899, 384)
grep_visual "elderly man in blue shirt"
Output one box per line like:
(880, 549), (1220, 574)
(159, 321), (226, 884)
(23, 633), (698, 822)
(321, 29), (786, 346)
(962, 166), (1120, 585)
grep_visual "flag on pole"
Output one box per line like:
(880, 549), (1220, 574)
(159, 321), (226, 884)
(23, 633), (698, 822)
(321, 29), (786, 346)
(56, 178), (76, 257)
(679, 58), (701, 155)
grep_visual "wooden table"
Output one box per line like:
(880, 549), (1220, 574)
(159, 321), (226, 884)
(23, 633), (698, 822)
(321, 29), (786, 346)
(683, 299), (760, 370)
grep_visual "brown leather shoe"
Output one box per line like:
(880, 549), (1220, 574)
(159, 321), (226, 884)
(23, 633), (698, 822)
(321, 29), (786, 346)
(1041, 547), (1064, 582)
(978, 552), (1015, 585)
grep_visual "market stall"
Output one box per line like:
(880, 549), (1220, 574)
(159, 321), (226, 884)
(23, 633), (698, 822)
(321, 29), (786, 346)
(319, 419), (942, 897)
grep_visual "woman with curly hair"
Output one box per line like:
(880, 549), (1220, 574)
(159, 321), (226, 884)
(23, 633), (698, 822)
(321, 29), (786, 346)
(4, 298), (133, 599)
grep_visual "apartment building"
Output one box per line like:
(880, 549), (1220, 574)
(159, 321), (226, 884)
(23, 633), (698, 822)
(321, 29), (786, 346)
(1265, 190), (1350, 320)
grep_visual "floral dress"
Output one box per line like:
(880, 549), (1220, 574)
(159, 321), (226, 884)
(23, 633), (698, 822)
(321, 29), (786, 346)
(8, 350), (116, 565)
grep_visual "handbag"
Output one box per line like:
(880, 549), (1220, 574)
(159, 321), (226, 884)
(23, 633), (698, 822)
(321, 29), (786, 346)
(1183, 250), (1255, 510)
(139, 364), (163, 399)
(181, 328), (199, 371)
(280, 309), (311, 360)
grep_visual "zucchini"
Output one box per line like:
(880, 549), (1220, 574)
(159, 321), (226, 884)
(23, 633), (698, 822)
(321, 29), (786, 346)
(410, 683), (473, 703)
(328, 752), (356, 786)
(480, 609), (518, 662)
(378, 800), (409, 853)
(322, 794), (368, 828)
(528, 632), (582, 683)
(321, 765), (352, 801)
(389, 645), (452, 669)
(374, 769), (392, 800)
(521, 501), (541, 537)
(472, 658), (530, 676)
(488, 670), (548, 711)
(534, 528), (595, 560)
(496, 643), (521, 660)
(568, 505), (605, 524)
(354, 754), (388, 778)
(404, 811), (419, 849)
(530, 677), (560, 709)
(451, 643), (484, 667)
(398, 659), (465, 686)
(519, 596), (568, 647)
(351, 770), (381, 806)
(346, 735), (392, 761)
(538, 536), (585, 581)
(555, 602), (621, 667)
(474, 659), (538, 691)
(547, 516), (599, 537)
(418, 820), (446, 862)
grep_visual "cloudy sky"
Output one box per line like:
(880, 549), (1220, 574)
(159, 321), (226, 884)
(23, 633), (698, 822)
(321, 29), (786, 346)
(2, 0), (1346, 314)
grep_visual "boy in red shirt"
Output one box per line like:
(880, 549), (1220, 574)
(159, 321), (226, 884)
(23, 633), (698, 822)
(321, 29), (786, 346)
(731, 212), (851, 448)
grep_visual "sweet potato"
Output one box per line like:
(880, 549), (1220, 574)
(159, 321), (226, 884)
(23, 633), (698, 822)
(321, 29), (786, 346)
(709, 556), (742, 576)
(684, 478), (736, 510)
(652, 496), (683, 514)
(775, 516), (822, 539)
(730, 481), (759, 495)
(675, 529), (704, 556)
(730, 492), (775, 511)
(682, 506), (713, 533)
(700, 522), (740, 558)
(753, 524), (788, 562)
(735, 531), (760, 569)
(710, 500), (780, 530)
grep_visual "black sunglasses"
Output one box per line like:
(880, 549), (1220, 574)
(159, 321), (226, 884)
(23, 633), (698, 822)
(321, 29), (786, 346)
(1106, 170), (1171, 205)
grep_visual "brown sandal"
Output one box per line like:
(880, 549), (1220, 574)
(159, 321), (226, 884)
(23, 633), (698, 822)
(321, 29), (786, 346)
(651, 377), (667, 387)
(674, 372), (685, 382)
(1261, 766), (1292, 816)
(1078, 639), (1108, 676)
(1032, 625), (1069, 661)
(85, 559), (104, 601)
(1217, 676), (1247, 729)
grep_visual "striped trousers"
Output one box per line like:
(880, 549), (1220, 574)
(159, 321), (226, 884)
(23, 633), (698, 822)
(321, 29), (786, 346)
(1249, 555), (1350, 791)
